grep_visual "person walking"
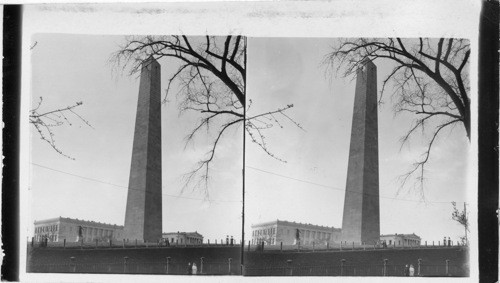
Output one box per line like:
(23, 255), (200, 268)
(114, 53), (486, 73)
(186, 262), (192, 275)
(409, 264), (415, 276)
(192, 263), (198, 275)
(448, 237), (451, 247)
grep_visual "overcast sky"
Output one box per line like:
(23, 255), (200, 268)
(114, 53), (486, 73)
(245, 37), (470, 243)
(29, 34), (471, 244)
(29, 34), (243, 241)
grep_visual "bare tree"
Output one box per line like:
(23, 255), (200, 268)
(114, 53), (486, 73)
(30, 97), (92, 159)
(451, 201), (469, 245)
(112, 35), (300, 197)
(325, 38), (470, 194)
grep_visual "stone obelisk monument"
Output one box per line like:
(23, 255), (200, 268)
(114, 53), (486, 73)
(341, 59), (380, 245)
(123, 58), (162, 242)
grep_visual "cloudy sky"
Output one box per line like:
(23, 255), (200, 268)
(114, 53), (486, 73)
(28, 34), (471, 245)
(29, 34), (243, 241)
(245, 37), (471, 243)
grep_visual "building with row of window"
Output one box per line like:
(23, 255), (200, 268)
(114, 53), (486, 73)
(162, 231), (204, 245)
(33, 217), (206, 244)
(33, 217), (124, 243)
(251, 220), (341, 246)
(251, 220), (423, 247)
(380, 233), (422, 247)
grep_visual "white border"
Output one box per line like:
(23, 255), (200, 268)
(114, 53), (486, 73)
(20, 1), (480, 282)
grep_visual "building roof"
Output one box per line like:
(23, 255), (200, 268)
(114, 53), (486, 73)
(34, 217), (124, 229)
(251, 219), (340, 231)
(380, 233), (421, 239)
(162, 231), (203, 237)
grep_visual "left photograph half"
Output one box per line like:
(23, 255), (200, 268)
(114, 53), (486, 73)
(27, 34), (245, 275)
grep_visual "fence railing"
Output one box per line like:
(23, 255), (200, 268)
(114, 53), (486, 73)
(28, 257), (240, 275)
(246, 241), (467, 253)
(244, 261), (466, 277)
(28, 239), (242, 250)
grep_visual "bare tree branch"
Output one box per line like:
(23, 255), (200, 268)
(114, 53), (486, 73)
(112, 35), (301, 196)
(325, 38), (470, 194)
(30, 97), (92, 159)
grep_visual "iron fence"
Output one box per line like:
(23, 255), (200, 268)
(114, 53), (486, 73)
(28, 259), (240, 275)
(244, 263), (465, 277)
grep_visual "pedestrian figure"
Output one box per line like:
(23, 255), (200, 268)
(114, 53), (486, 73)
(448, 237), (451, 247)
(409, 264), (415, 276)
(192, 263), (198, 275)
(226, 235), (229, 245)
(293, 229), (301, 245)
(187, 262), (192, 275)
(166, 239), (170, 247)
(230, 236), (234, 246)
(443, 236), (446, 246)
(404, 264), (409, 276)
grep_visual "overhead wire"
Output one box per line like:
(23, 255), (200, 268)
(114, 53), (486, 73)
(31, 162), (242, 204)
(246, 165), (467, 204)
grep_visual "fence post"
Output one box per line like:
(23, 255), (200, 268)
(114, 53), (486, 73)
(418, 258), (422, 276)
(287, 259), (293, 276)
(123, 256), (128, 274)
(63, 239), (66, 249)
(166, 257), (170, 274)
(228, 258), (232, 275)
(340, 259), (345, 276)
(280, 242), (283, 252)
(70, 256), (76, 272)
(200, 257), (204, 274)
(445, 259), (450, 276)
(383, 259), (388, 276)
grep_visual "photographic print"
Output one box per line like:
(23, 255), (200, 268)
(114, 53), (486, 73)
(244, 37), (471, 277)
(18, 2), (481, 282)
(27, 34), (244, 275)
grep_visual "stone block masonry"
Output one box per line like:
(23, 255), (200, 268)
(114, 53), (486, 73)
(341, 59), (380, 245)
(123, 58), (162, 242)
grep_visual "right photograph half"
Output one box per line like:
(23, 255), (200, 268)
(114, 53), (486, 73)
(244, 37), (471, 277)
